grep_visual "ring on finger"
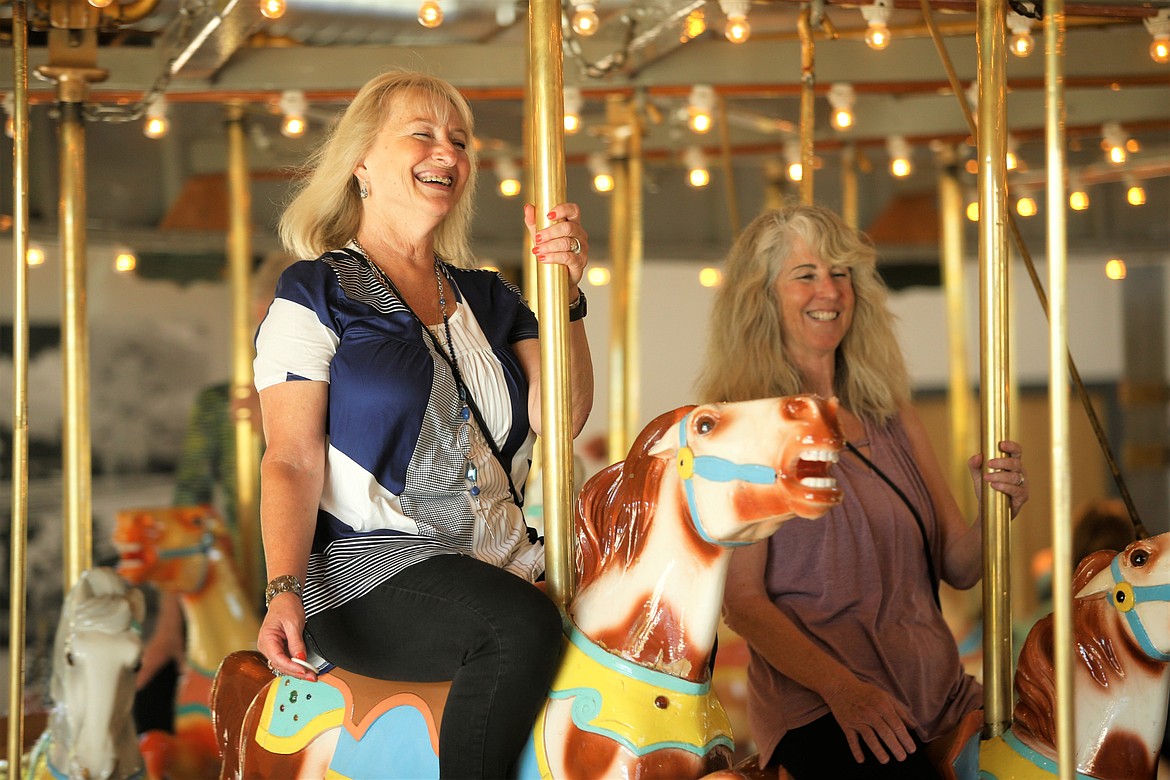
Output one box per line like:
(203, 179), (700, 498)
(568, 236), (582, 255)
(1017, 473), (1025, 487)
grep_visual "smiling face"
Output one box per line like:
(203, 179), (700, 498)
(355, 90), (472, 232)
(775, 236), (855, 367)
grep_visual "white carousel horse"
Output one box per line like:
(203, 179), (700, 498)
(980, 533), (1170, 779)
(25, 567), (146, 780)
(113, 506), (260, 779)
(211, 394), (845, 779)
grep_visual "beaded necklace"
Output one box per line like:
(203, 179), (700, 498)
(350, 239), (522, 508)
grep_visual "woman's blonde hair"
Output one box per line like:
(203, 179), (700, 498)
(696, 202), (910, 422)
(278, 70), (479, 265)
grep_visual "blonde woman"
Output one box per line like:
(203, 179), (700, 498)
(700, 203), (1027, 779)
(255, 70), (594, 778)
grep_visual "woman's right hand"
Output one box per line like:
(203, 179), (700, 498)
(823, 675), (918, 764)
(257, 593), (316, 681)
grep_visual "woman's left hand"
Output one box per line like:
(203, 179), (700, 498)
(525, 202), (589, 300)
(968, 439), (1028, 518)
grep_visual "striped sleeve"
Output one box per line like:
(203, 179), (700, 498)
(253, 262), (341, 391)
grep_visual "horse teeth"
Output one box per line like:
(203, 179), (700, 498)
(800, 477), (836, 489)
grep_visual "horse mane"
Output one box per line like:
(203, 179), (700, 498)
(575, 406), (695, 592)
(1013, 549), (1125, 748)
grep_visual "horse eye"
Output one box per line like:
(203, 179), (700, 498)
(694, 414), (717, 436)
(1131, 548), (1150, 567)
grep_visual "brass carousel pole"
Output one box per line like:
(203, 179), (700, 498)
(976, 0), (1013, 737)
(840, 144), (858, 230)
(36, 15), (108, 588)
(528, 0), (573, 607)
(797, 5), (815, 205)
(7, 0), (31, 763)
(716, 94), (740, 236)
(938, 148), (977, 517)
(1044, 0), (1075, 774)
(624, 100), (643, 449)
(607, 96), (631, 463)
(226, 103), (262, 603)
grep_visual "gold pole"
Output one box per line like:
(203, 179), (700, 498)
(226, 103), (262, 604)
(528, 0), (573, 607)
(716, 94), (740, 236)
(607, 96), (631, 463)
(976, 0), (1013, 737)
(7, 0), (31, 764)
(1044, 1), (1074, 775)
(840, 144), (858, 230)
(938, 149), (977, 518)
(37, 50), (106, 588)
(625, 102), (643, 450)
(797, 5), (815, 205)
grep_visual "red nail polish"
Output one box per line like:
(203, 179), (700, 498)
(535, 234), (542, 243)
(547, 211), (556, 219)
(294, 651), (306, 661)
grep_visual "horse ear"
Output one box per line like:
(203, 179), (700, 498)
(127, 586), (147, 629)
(646, 427), (679, 458)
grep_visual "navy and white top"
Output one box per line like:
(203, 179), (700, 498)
(254, 247), (542, 619)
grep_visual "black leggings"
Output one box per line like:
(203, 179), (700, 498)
(771, 713), (940, 780)
(306, 554), (563, 779)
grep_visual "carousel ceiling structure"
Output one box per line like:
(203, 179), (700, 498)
(0, 0), (1168, 270)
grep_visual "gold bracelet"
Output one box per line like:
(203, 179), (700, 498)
(264, 574), (303, 608)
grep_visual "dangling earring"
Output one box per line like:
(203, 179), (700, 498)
(358, 179), (369, 199)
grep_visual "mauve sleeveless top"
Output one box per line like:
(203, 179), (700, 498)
(746, 413), (981, 766)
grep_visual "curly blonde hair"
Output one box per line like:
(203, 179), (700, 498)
(278, 70), (479, 265)
(696, 202), (909, 422)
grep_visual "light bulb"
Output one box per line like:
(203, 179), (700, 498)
(260, 0), (286, 19)
(699, 267), (723, 287)
(1016, 195), (1037, 217)
(88, 0), (114, 7)
(114, 250), (137, 272)
(688, 111), (712, 134)
(498, 178), (521, 198)
(1105, 258), (1126, 280)
(724, 14), (750, 43)
(832, 109), (853, 130)
(1069, 189), (1090, 211)
(563, 87), (583, 135)
(26, 246), (45, 266)
(282, 116), (306, 137)
(1005, 151), (1017, 171)
(1109, 145), (1127, 165)
(890, 157), (911, 177)
(1010, 30), (1035, 57)
(684, 147), (709, 188)
(592, 172), (614, 193)
(587, 267), (611, 286)
(966, 201), (980, 222)
(827, 83), (856, 132)
(6, 115), (15, 139)
(689, 167), (710, 188)
(571, 3), (600, 36)
(1127, 183), (1146, 206)
(1151, 36), (1170, 64)
(865, 23), (890, 50)
(588, 152), (615, 193)
(787, 162), (803, 182)
(682, 8), (706, 40)
(418, 0), (444, 28)
(144, 115), (169, 139)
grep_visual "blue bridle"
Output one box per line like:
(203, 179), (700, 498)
(676, 411), (778, 548)
(1110, 554), (1170, 661)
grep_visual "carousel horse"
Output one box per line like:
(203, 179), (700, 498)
(25, 567), (146, 780)
(113, 506), (260, 780)
(211, 394), (845, 780)
(980, 533), (1170, 780)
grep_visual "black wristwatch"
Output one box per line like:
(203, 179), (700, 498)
(568, 290), (588, 322)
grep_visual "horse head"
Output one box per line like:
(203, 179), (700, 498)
(46, 567), (145, 780)
(994, 533), (1170, 780)
(113, 505), (227, 594)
